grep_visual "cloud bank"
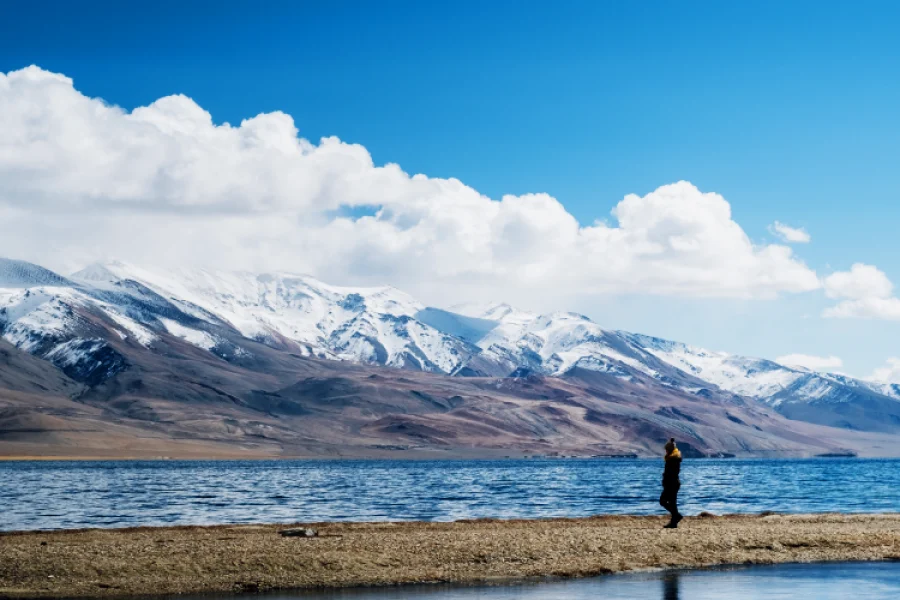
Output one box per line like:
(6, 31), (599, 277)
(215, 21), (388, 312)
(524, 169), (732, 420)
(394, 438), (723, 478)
(0, 66), (822, 306)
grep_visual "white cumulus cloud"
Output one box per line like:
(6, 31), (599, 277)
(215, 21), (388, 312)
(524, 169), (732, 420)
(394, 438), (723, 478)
(0, 65), (822, 306)
(823, 263), (893, 300)
(775, 353), (843, 372)
(822, 263), (900, 321)
(769, 221), (811, 243)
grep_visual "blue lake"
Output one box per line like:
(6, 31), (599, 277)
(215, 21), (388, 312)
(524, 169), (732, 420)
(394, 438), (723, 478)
(2, 457), (899, 531)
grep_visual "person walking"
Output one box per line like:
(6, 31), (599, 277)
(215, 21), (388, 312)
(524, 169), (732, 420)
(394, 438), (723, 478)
(660, 438), (683, 528)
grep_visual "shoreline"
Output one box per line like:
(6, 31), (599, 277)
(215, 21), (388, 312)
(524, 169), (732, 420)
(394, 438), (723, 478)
(2, 514), (900, 598)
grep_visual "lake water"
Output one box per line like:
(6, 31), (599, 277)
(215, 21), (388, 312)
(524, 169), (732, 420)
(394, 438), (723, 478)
(2, 457), (899, 531)
(260, 563), (900, 600)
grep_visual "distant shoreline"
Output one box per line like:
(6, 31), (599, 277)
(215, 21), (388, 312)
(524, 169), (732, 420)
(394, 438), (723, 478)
(2, 514), (899, 598)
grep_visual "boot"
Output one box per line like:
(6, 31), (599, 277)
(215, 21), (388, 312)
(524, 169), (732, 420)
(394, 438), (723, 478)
(663, 513), (683, 529)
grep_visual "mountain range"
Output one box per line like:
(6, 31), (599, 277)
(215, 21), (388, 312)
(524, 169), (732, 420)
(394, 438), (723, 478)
(2, 256), (900, 459)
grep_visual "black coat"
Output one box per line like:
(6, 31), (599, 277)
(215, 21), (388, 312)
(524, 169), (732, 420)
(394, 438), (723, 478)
(663, 456), (682, 487)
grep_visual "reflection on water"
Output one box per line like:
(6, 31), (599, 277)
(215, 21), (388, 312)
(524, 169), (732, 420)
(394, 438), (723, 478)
(239, 563), (900, 600)
(4, 458), (900, 531)
(662, 572), (680, 600)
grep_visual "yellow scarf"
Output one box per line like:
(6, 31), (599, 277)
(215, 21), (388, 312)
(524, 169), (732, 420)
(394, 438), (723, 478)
(665, 447), (682, 460)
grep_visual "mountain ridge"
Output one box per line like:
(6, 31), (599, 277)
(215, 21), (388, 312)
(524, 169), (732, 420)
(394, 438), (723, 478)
(2, 257), (900, 458)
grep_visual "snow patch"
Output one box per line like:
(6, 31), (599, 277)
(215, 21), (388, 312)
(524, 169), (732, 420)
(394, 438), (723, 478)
(0, 288), (80, 352)
(44, 338), (106, 368)
(160, 318), (218, 350)
(105, 311), (157, 347)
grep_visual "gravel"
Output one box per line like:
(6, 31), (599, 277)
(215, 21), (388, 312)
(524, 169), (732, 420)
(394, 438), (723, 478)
(2, 513), (900, 598)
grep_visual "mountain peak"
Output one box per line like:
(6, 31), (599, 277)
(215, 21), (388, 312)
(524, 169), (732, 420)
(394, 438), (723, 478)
(70, 261), (127, 283)
(451, 301), (533, 323)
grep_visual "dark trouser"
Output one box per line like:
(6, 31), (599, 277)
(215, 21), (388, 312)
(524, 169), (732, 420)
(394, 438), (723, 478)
(660, 481), (681, 519)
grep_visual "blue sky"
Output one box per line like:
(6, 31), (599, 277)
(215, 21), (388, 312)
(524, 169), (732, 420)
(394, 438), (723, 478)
(3, 0), (900, 376)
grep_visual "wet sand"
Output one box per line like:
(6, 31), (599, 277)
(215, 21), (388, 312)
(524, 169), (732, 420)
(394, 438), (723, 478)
(2, 514), (900, 598)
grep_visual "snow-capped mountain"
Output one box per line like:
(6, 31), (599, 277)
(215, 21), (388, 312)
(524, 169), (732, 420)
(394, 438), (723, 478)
(4, 256), (900, 433)
(0, 258), (480, 382)
(449, 302), (900, 431)
(452, 301), (882, 396)
(72, 261), (481, 373)
(450, 302), (791, 391)
(1, 258), (199, 385)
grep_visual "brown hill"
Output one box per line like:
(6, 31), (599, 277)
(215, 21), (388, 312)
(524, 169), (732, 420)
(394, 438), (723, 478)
(1, 315), (895, 459)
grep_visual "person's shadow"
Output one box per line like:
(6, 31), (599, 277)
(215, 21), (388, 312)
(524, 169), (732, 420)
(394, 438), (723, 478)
(662, 571), (680, 600)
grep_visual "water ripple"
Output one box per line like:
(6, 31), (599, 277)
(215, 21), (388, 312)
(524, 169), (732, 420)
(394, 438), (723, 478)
(2, 458), (899, 531)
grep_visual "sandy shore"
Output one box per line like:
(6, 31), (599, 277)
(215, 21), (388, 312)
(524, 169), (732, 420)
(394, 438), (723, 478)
(2, 514), (900, 598)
